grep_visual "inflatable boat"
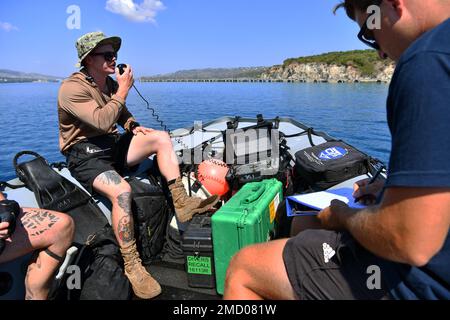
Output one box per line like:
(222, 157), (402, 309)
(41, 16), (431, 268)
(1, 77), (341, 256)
(0, 115), (386, 300)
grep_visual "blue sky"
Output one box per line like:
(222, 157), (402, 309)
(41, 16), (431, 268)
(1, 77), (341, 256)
(0, 0), (367, 77)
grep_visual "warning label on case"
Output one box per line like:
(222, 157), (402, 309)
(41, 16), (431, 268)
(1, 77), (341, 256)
(269, 193), (280, 223)
(187, 256), (212, 275)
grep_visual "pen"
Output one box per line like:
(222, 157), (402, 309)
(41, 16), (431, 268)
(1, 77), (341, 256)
(368, 165), (385, 185)
(354, 166), (385, 203)
(290, 210), (319, 217)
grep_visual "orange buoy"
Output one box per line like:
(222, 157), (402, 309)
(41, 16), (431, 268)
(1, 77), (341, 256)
(197, 159), (230, 196)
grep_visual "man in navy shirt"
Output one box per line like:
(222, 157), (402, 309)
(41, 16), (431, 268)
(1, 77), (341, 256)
(223, 0), (450, 300)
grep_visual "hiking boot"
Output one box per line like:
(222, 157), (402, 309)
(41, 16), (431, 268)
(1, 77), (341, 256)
(169, 177), (220, 223)
(120, 240), (162, 299)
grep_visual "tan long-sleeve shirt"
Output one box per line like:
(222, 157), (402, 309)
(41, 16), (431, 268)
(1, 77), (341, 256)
(57, 70), (136, 153)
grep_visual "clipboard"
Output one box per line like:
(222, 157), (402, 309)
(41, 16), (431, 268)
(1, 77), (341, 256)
(286, 188), (366, 217)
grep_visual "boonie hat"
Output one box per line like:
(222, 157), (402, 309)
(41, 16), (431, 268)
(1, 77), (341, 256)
(75, 31), (121, 68)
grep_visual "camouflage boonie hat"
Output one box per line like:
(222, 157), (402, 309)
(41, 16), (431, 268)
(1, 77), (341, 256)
(75, 31), (121, 68)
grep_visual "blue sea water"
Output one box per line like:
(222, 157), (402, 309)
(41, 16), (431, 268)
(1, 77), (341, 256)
(0, 82), (391, 182)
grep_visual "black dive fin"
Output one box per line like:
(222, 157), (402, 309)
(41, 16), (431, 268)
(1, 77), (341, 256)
(13, 151), (109, 245)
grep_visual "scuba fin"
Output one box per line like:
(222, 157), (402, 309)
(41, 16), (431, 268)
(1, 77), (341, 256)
(13, 151), (109, 245)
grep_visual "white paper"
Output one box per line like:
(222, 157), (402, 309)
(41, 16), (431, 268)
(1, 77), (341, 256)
(291, 191), (350, 210)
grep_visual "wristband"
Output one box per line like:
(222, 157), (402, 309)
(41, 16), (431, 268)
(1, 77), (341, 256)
(129, 121), (140, 132)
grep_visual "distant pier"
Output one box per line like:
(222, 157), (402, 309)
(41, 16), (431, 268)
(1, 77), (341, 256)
(140, 78), (304, 83)
(139, 78), (386, 84)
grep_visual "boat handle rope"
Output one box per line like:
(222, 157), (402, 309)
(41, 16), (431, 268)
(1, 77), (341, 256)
(0, 180), (26, 190)
(13, 150), (45, 170)
(2, 151), (68, 190)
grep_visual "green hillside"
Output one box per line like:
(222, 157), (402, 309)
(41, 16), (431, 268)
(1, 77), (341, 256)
(283, 50), (391, 76)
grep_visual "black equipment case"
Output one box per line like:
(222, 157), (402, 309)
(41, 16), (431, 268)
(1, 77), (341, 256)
(295, 141), (369, 190)
(181, 216), (216, 289)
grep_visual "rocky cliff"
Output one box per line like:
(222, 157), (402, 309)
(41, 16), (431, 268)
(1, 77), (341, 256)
(260, 50), (395, 83)
(261, 61), (395, 83)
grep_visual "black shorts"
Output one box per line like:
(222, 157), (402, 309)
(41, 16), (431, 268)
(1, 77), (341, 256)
(283, 230), (398, 300)
(65, 133), (134, 194)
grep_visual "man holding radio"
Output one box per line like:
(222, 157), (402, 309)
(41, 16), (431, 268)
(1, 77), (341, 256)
(57, 32), (219, 299)
(0, 191), (74, 300)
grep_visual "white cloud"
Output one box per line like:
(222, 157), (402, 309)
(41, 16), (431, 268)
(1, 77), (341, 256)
(105, 0), (165, 24)
(0, 21), (19, 32)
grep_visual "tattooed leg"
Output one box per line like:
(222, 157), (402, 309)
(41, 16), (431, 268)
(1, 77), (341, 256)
(93, 171), (136, 247)
(95, 170), (122, 186)
(117, 192), (134, 245)
(0, 208), (74, 300)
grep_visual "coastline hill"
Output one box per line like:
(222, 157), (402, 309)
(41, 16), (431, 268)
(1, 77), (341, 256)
(141, 67), (268, 82)
(0, 69), (62, 83)
(142, 50), (394, 83)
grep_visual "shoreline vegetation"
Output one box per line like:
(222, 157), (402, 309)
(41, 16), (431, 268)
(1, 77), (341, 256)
(1, 50), (394, 84)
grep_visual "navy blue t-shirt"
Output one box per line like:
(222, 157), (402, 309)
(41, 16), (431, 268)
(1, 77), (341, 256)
(383, 18), (450, 299)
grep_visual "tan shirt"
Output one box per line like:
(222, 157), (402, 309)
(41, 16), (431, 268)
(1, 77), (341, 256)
(57, 70), (136, 153)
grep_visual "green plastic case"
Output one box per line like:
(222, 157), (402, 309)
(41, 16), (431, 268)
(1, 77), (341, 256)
(211, 178), (283, 294)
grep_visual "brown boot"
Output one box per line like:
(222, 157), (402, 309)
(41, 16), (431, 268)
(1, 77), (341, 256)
(120, 240), (162, 299)
(169, 177), (220, 223)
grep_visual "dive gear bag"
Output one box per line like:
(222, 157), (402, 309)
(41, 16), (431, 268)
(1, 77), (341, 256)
(69, 226), (132, 300)
(126, 176), (170, 265)
(160, 213), (185, 264)
(224, 116), (294, 195)
(294, 141), (369, 190)
(226, 139), (293, 193)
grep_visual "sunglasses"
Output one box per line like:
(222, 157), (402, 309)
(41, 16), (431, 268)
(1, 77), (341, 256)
(91, 51), (118, 62)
